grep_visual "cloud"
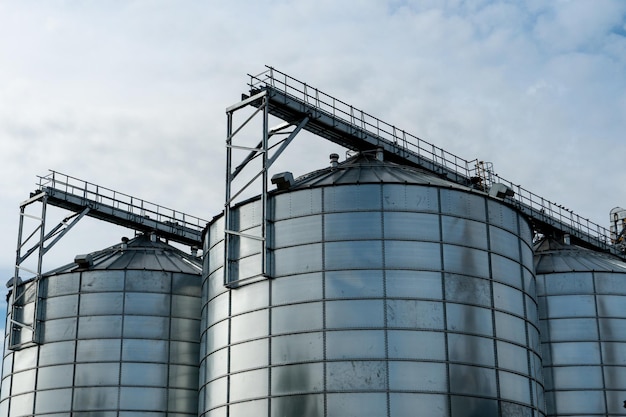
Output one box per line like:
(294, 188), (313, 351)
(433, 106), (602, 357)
(531, 0), (626, 53)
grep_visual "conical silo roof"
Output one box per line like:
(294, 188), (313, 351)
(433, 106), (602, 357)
(288, 153), (471, 190)
(534, 237), (626, 273)
(46, 234), (202, 276)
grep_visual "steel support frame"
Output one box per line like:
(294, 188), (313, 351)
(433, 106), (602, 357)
(224, 91), (268, 287)
(9, 191), (90, 349)
(224, 89), (309, 287)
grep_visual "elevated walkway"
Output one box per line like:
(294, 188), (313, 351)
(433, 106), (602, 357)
(9, 171), (207, 349)
(35, 171), (206, 247)
(240, 66), (622, 259)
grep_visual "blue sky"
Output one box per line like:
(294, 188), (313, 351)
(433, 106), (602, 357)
(1, 0), (626, 333)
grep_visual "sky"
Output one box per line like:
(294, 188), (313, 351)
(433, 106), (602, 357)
(1, 0), (625, 333)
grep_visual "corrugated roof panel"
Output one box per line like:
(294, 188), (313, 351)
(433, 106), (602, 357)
(534, 238), (626, 273)
(290, 154), (469, 190)
(45, 234), (201, 275)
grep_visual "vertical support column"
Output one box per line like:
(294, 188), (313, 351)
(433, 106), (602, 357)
(9, 192), (47, 348)
(31, 193), (47, 344)
(261, 95), (269, 278)
(224, 89), (271, 287)
(222, 84), (309, 286)
(9, 203), (27, 348)
(12, 204), (26, 289)
(224, 110), (234, 286)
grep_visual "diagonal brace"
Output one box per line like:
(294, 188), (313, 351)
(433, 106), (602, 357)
(18, 207), (91, 263)
(267, 116), (309, 167)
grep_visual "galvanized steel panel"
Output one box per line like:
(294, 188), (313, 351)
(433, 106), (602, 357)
(230, 339), (268, 373)
(386, 270), (442, 299)
(324, 184), (382, 212)
(271, 394), (323, 417)
(390, 361), (447, 391)
(271, 273), (323, 304)
(273, 216), (322, 247)
(1, 236), (201, 416)
(230, 282), (268, 315)
(202, 169), (541, 417)
(326, 330), (386, 360)
(270, 332), (324, 364)
(272, 303), (323, 334)
(272, 188), (323, 221)
(383, 212), (440, 241)
(325, 270), (383, 298)
(324, 241), (384, 270)
(387, 330), (446, 360)
(326, 392), (387, 417)
(272, 362), (324, 394)
(382, 184), (439, 212)
(390, 393), (447, 416)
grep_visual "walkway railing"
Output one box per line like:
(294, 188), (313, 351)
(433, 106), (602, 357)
(250, 67), (475, 181)
(249, 66), (617, 254)
(37, 170), (207, 243)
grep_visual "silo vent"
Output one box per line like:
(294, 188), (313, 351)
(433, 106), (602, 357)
(330, 153), (339, 168)
(5, 276), (21, 288)
(488, 183), (515, 199)
(271, 172), (294, 190)
(74, 254), (93, 269)
(121, 236), (129, 250)
(376, 147), (384, 161)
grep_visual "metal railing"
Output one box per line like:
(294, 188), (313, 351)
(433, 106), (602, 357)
(249, 66), (618, 253)
(37, 170), (207, 234)
(250, 67), (476, 181)
(494, 173), (612, 247)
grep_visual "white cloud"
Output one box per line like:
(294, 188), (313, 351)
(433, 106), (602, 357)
(532, 0), (626, 53)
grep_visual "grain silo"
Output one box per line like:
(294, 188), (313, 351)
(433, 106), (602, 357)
(200, 152), (545, 417)
(0, 234), (202, 416)
(534, 237), (626, 417)
(5, 66), (625, 417)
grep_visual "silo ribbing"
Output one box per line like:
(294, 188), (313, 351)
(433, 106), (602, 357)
(200, 154), (545, 417)
(0, 235), (202, 416)
(535, 238), (626, 416)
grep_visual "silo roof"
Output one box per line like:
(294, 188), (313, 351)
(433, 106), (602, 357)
(46, 234), (202, 276)
(534, 237), (626, 273)
(288, 153), (470, 190)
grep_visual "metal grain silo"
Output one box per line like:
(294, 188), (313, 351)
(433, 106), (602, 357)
(200, 153), (545, 417)
(0, 234), (202, 416)
(534, 237), (626, 417)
